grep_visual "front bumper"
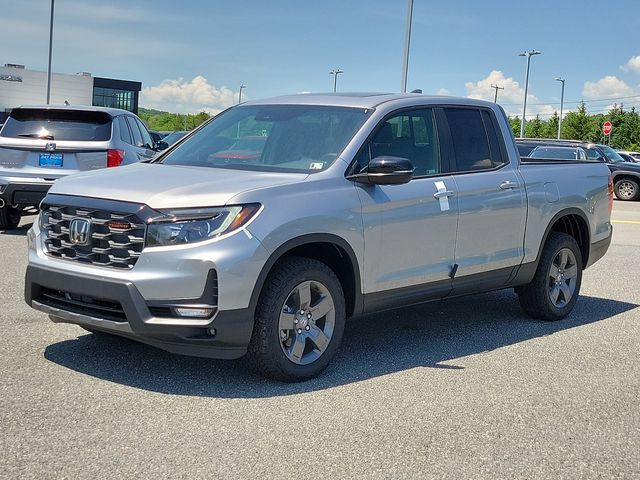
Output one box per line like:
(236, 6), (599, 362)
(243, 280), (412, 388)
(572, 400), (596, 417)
(0, 178), (53, 207)
(25, 264), (255, 359)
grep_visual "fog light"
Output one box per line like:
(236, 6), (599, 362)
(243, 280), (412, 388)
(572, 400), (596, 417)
(173, 307), (214, 318)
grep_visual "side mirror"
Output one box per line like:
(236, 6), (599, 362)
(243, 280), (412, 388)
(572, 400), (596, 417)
(350, 156), (414, 185)
(156, 141), (169, 151)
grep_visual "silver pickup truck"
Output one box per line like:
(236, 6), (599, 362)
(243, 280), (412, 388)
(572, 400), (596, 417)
(24, 94), (613, 381)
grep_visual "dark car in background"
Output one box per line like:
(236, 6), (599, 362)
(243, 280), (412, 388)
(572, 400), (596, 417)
(516, 138), (640, 201)
(0, 105), (160, 229)
(527, 145), (588, 161)
(160, 130), (188, 148)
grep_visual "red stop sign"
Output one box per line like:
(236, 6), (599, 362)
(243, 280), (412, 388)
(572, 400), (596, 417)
(602, 121), (613, 135)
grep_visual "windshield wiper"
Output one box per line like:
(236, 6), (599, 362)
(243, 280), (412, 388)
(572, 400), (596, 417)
(18, 133), (55, 140)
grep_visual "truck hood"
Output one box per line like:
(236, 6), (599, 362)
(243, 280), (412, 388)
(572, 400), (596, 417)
(48, 163), (308, 209)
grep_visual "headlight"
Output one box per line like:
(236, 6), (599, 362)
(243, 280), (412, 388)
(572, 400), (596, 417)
(146, 204), (260, 247)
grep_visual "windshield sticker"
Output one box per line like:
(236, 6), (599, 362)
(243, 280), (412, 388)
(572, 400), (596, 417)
(309, 162), (324, 170)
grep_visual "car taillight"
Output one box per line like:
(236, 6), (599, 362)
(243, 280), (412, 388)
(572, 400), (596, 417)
(107, 149), (125, 168)
(608, 175), (614, 215)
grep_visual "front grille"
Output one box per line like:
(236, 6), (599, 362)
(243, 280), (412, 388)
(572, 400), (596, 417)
(41, 204), (146, 269)
(38, 286), (127, 322)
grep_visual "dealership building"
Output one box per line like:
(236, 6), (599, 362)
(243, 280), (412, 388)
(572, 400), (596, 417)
(0, 64), (142, 122)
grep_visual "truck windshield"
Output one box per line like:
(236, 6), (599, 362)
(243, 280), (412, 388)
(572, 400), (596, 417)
(159, 105), (371, 173)
(599, 145), (627, 163)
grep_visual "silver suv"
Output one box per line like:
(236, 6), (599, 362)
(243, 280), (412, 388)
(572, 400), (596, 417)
(25, 94), (612, 381)
(0, 105), (159, 229)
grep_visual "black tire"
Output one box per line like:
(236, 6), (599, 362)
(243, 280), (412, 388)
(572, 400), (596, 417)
(246, 256), (346, 382)
(517, 232), (583, 321)
(0, 204), (21, 230)
(614, 178), (639, 201)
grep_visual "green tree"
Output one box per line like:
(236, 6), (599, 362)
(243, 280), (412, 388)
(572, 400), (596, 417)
(561, 102), (596, 141)
(544, 112), (559, 139)
(509, 116), (521, 137)
(525, 115), (544, 138)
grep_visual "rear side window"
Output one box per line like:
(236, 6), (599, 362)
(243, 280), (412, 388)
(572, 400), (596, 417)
(126, 116), (143, 147)
(118, 116), (132, 144)
(1, 108), (112, 141)
(444, 108), (505, 172)
(135, 118), (154, 149)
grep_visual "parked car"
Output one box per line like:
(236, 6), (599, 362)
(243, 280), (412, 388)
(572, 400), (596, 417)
(160, 130), (188, 148)
(517, 138), (640, 201)
(527, 145), (588, 161)
(149, 130), (167, 144)
(209, 136), (267, 163)
(617, 150), (640, 161)
(25, 94), (612, 381)
(0, 105), (160, 229)
(617, 152), (639, 163)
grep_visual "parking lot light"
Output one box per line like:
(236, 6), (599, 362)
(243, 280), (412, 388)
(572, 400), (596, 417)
(555, 77), (565, 139)
(518, 49), (542, 138)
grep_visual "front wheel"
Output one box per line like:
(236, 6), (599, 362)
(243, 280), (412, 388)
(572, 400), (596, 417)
(246, 257), (346, 382)
(517, 232), (583, 321)
(0, 204), (21, 230)
(614, 178), (639, 201)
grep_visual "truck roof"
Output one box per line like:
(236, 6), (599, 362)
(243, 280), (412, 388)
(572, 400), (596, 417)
(244, 92), (498, 110)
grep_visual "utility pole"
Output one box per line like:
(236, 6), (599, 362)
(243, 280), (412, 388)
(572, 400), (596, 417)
(518, 49), (542, 138)
(401, 0), (414, 93)
(555, 77), (565, 139)
(46, 0), (55, 104)
(490, 84), (504, 103)
(329, 69), (343, 92)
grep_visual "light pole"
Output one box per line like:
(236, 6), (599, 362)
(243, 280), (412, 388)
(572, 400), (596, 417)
(401, 0), (414, 93)
(329, 69), (343, 92)
(518, 49), (541, 138)
(555, 77), (565, 139)
(490, 84), (504, 103)
(238, 84), (246, 104)
(46, 0), (55, 104)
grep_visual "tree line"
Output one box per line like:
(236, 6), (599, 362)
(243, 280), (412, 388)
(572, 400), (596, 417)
(509, 102), (640, 151)
(138, 107), (211, 132)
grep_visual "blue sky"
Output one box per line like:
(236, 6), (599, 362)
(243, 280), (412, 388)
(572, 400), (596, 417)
(1, 0), (639, 117)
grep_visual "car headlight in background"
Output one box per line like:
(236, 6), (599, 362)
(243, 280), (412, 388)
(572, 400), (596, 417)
(146, 204), (261, 247)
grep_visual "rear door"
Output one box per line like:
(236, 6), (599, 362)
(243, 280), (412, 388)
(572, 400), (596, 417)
(125, 116), (155, 161)
(0, 109), (110, 178)
(355, 107), (458, 302)
(439, 107), (526, 293)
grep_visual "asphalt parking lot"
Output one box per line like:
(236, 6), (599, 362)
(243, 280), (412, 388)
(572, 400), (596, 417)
(1, 203), (639, 479)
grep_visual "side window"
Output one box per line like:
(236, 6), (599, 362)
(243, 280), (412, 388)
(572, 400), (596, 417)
(444, 108), (493, 172)
(586, 148), (603, 161)
(481, 110), (506, 167)
(126, 116), (143, 148)
(136, 118), (154, 149)
(117, 116), (132, 144)
(356, 108), (440, 177)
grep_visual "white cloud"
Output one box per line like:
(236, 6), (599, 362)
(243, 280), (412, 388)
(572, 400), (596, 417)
(141, 76), (240, 114)
(621, 55), (640, 73)
(582, 75), (636, 99)
(465, 70), (555, 118)
(436, 88), (451, 96)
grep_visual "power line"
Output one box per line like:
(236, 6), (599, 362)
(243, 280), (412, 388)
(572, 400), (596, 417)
(500, 94), (640, 106)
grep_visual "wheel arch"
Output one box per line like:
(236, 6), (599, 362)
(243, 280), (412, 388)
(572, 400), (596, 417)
(538, 208), (591, 269)
(249, 234), (363, 318)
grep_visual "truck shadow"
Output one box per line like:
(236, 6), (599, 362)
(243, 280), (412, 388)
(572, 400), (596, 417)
(44, 291), (637, 398)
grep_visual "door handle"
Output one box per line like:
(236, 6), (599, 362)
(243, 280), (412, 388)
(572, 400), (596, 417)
(433, 190), (454, 199)
(499, 181), (518, 190)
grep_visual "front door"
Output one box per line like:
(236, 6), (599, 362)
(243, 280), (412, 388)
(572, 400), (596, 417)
(354, 108), (459, 304)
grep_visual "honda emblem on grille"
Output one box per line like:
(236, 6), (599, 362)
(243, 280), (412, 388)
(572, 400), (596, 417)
(69, 218), (91, 246)
(45, 142), (56, 152)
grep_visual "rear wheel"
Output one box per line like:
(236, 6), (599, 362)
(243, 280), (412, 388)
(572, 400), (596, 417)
(0, 204), (21, 230)
(614, 178), (639, 201)
(517, 232), (583, 321)
(246, 257), (346, 382)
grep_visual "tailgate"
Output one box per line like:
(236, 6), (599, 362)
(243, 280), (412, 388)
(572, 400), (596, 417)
(0, 145), (107, 179)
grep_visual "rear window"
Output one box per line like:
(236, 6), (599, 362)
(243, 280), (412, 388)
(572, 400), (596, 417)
(0, 109), (112, 141)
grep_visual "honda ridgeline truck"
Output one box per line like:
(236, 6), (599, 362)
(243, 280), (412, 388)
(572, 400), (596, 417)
(25, 94), (613, 381)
